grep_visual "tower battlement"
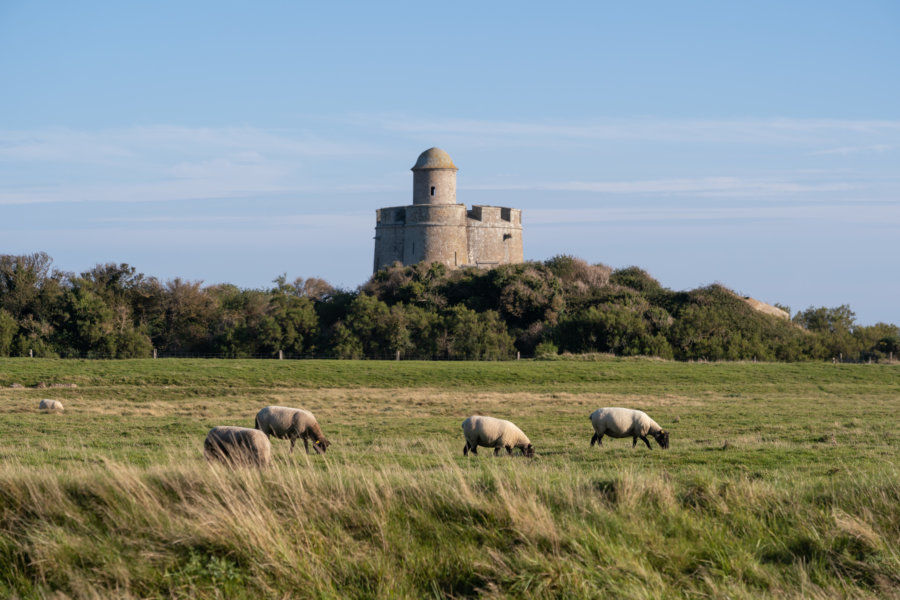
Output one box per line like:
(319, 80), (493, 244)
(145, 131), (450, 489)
(467, 205), (521, 225)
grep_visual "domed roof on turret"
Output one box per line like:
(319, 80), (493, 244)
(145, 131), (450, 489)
(412, 147), (457, 170)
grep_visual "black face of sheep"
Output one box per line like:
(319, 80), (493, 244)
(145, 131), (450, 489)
(312, 438), (331, 454)
(653, 430), (670, 449)
(523, 444), (535, 458)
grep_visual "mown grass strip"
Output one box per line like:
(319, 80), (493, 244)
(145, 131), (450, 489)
(2, 357), (899, 394)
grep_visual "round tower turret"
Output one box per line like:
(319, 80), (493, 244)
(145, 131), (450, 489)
(412, 147), (457, 205)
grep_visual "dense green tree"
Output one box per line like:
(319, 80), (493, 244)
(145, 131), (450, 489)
(439, 305), (515, 360)
(609, 266), (662, 295)
(853, 322), (900, 361)
(0, 252), (896, 362)
(327, 322), (364, 359)
(267, 280), (319, 355)
(0, 309), (17, 356)
(556, 302), (674, 359)
(0, 252), (52, 316)
(794, 305), (860, 359)
(12, 315), (58, 358)
(158, 279), (219, 353)
(329, 293), (395, 358)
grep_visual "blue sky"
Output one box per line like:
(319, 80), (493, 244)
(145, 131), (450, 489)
(1, 1), (898, 324)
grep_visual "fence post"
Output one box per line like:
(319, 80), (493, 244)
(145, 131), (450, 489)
(396, 350), (400, 361)
(153, 348), (157, 359)
(517, 351), (521, 360)
(29, 349), (33, 358)
(278, 350), (284, 360)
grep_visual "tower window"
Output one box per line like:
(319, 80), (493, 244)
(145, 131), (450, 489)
(430, 186), (435, 196)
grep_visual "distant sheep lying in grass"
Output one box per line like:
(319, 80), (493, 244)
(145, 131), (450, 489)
(254, 406), (331, 454)
(204, 426), (272, 467)
(462, 415), (534, 457)
(39, 399), (64, 412)
(590, 407), (669, 450)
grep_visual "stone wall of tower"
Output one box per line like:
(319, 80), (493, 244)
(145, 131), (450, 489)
(403, 204), (469, 268)
(466, 205), (524, 266)
(412, 168), (457, 206)
(373, 206), (406, 271)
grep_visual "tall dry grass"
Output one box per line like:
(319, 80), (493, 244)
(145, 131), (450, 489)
(1, 439), (898, 599)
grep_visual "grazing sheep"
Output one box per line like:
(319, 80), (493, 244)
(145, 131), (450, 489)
(589, 407), (669, 450)
(39, 399), (64, 411)
(204, 426), (272, 467)
(462, 415), (534, 457)
(254, 406), (331, 454)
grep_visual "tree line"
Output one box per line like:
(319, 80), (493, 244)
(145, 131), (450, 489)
(1, 252), (897, 361)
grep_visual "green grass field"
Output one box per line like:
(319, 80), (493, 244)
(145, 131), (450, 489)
(1, 358), (898, 599)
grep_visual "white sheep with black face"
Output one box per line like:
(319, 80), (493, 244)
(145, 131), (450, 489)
(589, 407), (669, 450)
(204, 426), (272, 468)
(254, 406), (331, 454)
(462, 415), (534, 458)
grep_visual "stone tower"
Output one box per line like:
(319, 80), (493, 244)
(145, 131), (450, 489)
(374, 148), (523, 272)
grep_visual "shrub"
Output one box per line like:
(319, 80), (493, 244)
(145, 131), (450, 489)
(533, 340), (559, 359)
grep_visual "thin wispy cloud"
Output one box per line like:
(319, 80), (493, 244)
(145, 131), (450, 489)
(528, 203), (900, 226)
(0, 125), (392, 205)
(92, 213), (372, 228)
(1, 117), (898, 208)
(371, 115), (900, 145)
(469, 177), (858, 197)
(0, 126), (376, 164)
(811, 144), (894, 156)
(0, 179), (405, 206)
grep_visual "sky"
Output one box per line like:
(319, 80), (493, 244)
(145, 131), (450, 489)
(1, 1), (898, 325)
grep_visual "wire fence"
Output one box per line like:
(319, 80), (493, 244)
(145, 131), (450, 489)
(15, 350), (529, 362)
(154, 352), (525, 361)
(9, 350), (896, 363)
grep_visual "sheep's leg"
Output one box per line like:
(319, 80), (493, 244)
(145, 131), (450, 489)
(639, 436), (652, 450)
(632, 436), (638, 448)
(302, 436), (310, 454)
(463, 442), (470, 456)
(505, 445), (513, 456)
(494, 446), (502, 456)
(590, 433), (600, 447)
(290, 437), (296, 453)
